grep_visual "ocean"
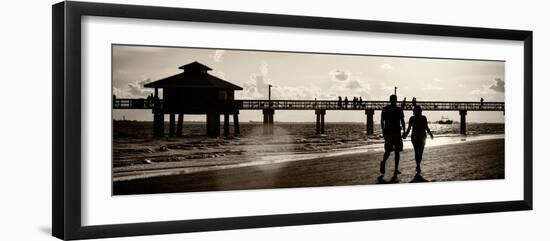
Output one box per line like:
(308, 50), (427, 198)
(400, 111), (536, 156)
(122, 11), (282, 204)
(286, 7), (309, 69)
(113, 121), (504, 181)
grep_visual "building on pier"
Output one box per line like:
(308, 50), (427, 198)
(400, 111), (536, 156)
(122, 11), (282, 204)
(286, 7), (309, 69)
(144, 61), (243, 137)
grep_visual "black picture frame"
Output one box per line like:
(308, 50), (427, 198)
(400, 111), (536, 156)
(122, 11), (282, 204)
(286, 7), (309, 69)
(52, 1), (533, 240)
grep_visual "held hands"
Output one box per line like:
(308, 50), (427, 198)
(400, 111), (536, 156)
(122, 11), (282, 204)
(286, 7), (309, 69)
(402, 132), (433, 139)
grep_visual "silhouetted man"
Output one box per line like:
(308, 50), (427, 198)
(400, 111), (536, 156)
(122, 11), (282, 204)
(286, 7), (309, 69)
(380, 94), (406, 177)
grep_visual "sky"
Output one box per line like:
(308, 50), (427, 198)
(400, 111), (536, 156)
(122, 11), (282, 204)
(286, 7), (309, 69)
(112, 45), (505, 123)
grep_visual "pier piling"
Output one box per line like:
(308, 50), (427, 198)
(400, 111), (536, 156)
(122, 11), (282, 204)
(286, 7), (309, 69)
(365, 109), (374, 135)
(153, 112), (164, 137)
(263, 109), (275, 134)
(169, 113), (175, 137)
(459, 110), (467, 135)
(224, 114), (230, 137)
(316, 113), (320, 135)
(176, 114), (183, 137)
(321, 112), (325, 134)
(206, 112), (220, 137)
(315, 109), (326, 134)
(233, 112), (240, 135)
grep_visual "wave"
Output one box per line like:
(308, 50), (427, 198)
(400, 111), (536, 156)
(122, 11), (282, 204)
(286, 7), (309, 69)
(113, 133), (504, 181)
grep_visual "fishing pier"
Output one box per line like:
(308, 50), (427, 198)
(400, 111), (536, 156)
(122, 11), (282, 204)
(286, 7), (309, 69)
(113, 62), (504, 137)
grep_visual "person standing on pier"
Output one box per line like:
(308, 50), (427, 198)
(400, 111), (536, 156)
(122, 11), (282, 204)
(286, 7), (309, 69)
(344, 96), (348, 109)
(146, 93), (154, 108)
(380, 94), (406, 177)
(402, 105), (434, 174)
(152, 93), (160, 109)
(338, 96), (342, 108)
(412, 97), (417, 107)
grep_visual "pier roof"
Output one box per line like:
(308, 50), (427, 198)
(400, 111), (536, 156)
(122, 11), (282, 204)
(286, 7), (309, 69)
(144, 61), (243, 90)
(178, 61), (212, 71)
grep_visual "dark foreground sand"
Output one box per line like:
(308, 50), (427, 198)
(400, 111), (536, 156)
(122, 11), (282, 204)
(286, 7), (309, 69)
(113, 138), (504, 195)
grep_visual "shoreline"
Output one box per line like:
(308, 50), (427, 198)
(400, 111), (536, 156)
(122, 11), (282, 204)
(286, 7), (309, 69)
(113, 138), (504, 195)
(113, 134), (503, 182)
(113, 120), (505, 125)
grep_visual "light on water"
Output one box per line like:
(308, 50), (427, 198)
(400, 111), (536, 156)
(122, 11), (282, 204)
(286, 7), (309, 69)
(112, 121), (504, 181)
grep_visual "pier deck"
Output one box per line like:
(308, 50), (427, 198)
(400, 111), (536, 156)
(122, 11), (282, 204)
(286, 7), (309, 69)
(113, 98), (504, 136)
(114, 99), (504, 111)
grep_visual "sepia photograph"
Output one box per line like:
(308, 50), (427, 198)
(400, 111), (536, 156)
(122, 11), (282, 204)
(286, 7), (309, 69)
(111, 44), (505, 195)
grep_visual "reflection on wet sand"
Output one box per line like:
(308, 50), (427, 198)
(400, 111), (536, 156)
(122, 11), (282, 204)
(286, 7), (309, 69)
(113, 137), (504, 195)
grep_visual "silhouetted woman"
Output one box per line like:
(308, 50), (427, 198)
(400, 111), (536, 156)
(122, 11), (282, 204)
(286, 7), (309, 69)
(403, 106), (433, 174)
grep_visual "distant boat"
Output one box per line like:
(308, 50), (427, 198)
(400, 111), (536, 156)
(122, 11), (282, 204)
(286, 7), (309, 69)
(437, 116), (453, 124)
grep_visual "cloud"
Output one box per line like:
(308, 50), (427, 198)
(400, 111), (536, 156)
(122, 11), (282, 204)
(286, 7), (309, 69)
(330, 70), (350, 81)
(468, 77), (505, 98)
(241, 74), (270, 98)
(113, 87), (124, 97)
(113, 78), (153, 98)
(422, 83), (443, 90)
(379, 81), (395, 91)
(212, 70), (226, 79)
(327, 69), (371, 97)
(468, 84), (492, 96)
(239, 62), (272, 99)
(469, 89), (489, 95)
(346, 79), (362, 89)
(273, 86), (323, 100)
(380, 63), (393, 70)
(489, 78), (505, 92)
(210, 50), (226, 63)
(237, 65), (371, 100)
(260, 61), (269, 76)
(239, 75), (328, 100)
(330, 78), (371, 98)
(433, 77), (442, 82)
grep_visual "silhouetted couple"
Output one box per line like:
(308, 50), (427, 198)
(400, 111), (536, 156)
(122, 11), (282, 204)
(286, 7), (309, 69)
(380, 95), (433, 177)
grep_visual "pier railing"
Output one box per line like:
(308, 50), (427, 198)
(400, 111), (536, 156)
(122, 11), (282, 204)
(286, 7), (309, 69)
(236, 100), (504, 111)
(113, 98), (159, 109)
(113, 98), (504, 112)
(113, 98), (504, 136)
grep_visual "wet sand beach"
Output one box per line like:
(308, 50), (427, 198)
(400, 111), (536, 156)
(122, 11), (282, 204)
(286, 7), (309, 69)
(113, 138), (504, 195)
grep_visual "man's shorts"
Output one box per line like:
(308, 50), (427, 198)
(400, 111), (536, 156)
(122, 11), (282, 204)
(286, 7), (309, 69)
(384, 132), (403, 152)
